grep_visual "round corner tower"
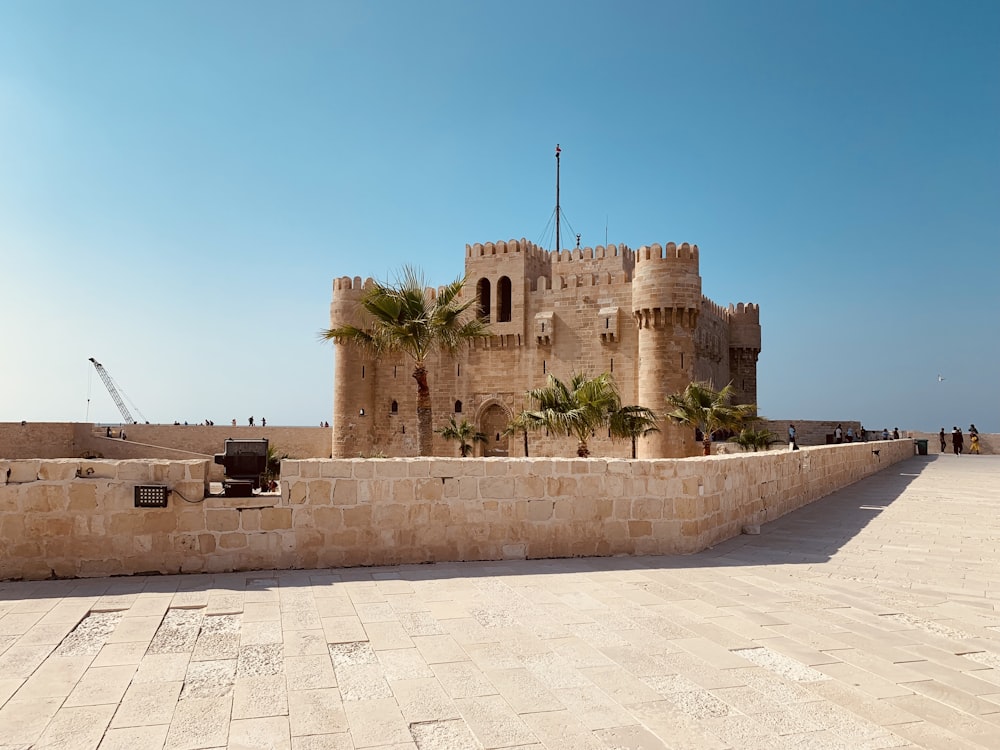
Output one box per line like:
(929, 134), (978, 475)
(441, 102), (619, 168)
(632, 242), (702, 458)
(330, 276), (374, 458)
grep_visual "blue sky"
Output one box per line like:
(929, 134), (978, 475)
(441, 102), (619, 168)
(2, 1), (997, 431)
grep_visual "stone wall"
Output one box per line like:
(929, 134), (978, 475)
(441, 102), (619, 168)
(1, 439), (915, 580)
(0, 422), (331, 461)
(0, 422), (86, 459)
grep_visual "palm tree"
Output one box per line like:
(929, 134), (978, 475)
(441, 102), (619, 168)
(437, 417), (487, 457)
(526, 372), (621, 457)
(320, 266), (490, 456)
(609, 405), (660, 459)
(665, 381), (756, 456)
(502, 410), (541, 458)
(730, 426), (777, 452)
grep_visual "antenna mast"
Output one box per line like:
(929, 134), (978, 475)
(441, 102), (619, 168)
(555, 144), (561, 252)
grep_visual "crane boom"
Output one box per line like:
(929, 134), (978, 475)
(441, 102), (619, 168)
(88, 357), (138, 424)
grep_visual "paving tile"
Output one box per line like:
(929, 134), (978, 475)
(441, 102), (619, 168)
(65, 664), (137, 707)
(13, 655), (94, 699)
(518, 709), (611, 749)
(164, 694), (233, 750)
(111, 680), (183, 728)
(228, 716), (291, 750)
(0, 696), (64, 745)
(287, 688), (348, 736)
(232, 674), (288, 719)
(97, 724), (170, 750)
(32, 703), (116, 750)
(389, 677), (461, 723)
(453, 694), (538, 748)
(343, 697), (411, 747)
(289, 732), (354, 749)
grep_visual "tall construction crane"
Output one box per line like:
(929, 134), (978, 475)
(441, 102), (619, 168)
(88, 357), (148, 424)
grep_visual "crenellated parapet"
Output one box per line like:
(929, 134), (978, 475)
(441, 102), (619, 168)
(631, 243), (702, 331)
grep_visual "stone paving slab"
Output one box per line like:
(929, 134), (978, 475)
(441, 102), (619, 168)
(0, 454), (998, 749)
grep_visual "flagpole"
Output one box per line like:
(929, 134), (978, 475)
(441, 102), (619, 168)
(555, 144), (561, 252)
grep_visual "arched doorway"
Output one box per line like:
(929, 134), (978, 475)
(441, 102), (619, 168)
(479, 403), (510, 457)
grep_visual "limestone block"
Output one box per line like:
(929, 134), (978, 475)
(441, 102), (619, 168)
(118, 462), (152, 481)
(206, 509), (239, 532)
(514, 475), (544, 498)
(415, 478), (442, 502)
(21, 485), (54, 513)
(342, 504), (372, 529)
(6, 460), (40, 483)
(139, 511), (178, 534)
(406, 459), (431, 477)
(351, 460), (375, 479)
(0, 487), (16, 512)
(373, 503), (407, 529)
(479, 476), (514, 499)
(299, 461), (321, 478)
(312, 505), (341, 529)
(37, 460), (79, 481)
(287, 481), (307, 505)
(319, 461), (353, 478)
(391, 480), (415, 502)
(45, 485), (69, 512)
(219, 532), (248, 549)
(176, 509), (206, 532)
(457, 477), (478, 499)
(68, 483), (98, 511)
(239, 508), (261, 531)
(374, 461), (408, 479)
(306, 479), (333, 504)
(483, 461), (509, 477)
(260, 507), (292, 531)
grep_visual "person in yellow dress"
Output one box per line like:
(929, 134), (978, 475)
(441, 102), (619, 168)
(969, 433), (981, 454)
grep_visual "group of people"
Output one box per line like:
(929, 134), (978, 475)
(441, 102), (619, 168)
(941, 424), (980, 455)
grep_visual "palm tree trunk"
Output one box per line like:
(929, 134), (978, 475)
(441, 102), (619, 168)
(522, 429), (528, 458)
(577, 441), (590, 458)
(702, 436), (712, 456)
(413, 364), (433, 456)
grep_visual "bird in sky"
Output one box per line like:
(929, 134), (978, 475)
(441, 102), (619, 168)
(937, 374), (946, 382)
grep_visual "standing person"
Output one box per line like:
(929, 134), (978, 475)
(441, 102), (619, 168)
(846, 426), (854, 442)
(969, 432), (981, 454)
(952, 426), (963, 455)
(969, 424), (979, 438)
(232, 418), (237, 427)
(788, 424), (798, 450)
(892, 427), (899, 440)
(249, 416), (254, 426)
(881, 428), (889, 440)
(261, 417), (266, 427)
(939, 428), (947, 453)
(834, 424), (843, 443)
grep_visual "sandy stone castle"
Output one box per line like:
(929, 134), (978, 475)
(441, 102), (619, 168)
(329, 238), (761, 459)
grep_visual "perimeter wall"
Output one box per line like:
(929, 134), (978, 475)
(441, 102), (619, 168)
(1, 439), (915, 580)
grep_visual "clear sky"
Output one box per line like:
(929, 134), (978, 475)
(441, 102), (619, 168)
(2, 1), (997, 432)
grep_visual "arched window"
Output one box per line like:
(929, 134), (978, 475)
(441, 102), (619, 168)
(390, 400), (398, 414)
(476, 278), (491, 321)
(498, 276), (512, 322)
(454, 400), (463, 413)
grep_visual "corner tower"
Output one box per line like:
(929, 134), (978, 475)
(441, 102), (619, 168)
(632, 242), (702, 457)
(329, 276), (375, 457)
(727, 302), (761, 407)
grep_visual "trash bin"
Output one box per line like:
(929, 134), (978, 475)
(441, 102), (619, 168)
(914, 439), (928, 456)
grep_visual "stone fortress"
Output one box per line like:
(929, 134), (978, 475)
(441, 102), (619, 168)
(330, 238), (761, 459)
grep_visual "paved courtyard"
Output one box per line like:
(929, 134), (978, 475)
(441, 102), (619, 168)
(1, 454), (998, 750)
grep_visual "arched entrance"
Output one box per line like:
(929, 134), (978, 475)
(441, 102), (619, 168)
(479, 403), (510, 457)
